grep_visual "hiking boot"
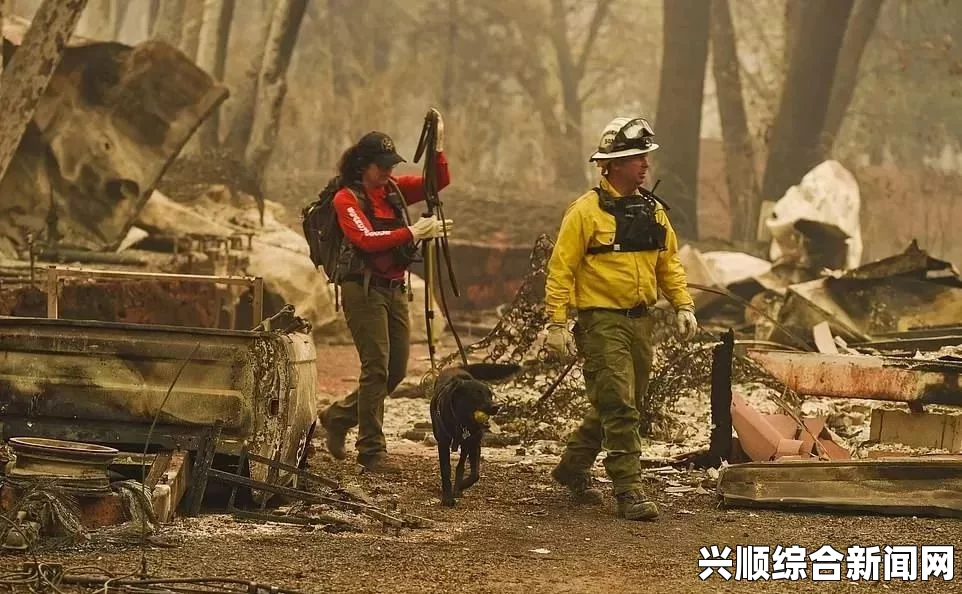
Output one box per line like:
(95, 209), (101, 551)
(358, 452), (402, 475)
(615, 490), (659, 521)
(551, 463), (604, 505)
(319, 410), (347, 460)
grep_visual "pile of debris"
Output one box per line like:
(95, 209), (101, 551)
(0, 435), (432, 554)
(407, 158), (962, 520)
(0, 13), (440, 345)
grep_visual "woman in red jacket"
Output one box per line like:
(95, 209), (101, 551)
(320, 111), (453, 474)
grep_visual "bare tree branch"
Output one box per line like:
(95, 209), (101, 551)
(819, 0), (885, 156)
(575, 0), (614, 80)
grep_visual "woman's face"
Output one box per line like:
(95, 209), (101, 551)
(362, 162), (394, 186)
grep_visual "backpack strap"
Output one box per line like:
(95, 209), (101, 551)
(343, 184), (375, 222)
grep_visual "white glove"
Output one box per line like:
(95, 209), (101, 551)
(430, 108), (445, 152)
(545, 323), (575, 358)
(676, 307), (698, 342)
(408, 215), (454, 242)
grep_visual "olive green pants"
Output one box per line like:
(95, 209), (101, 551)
(559, 309), (654, 496)
(321, 280), (409, 461)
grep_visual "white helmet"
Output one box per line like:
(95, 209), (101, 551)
(588, 117), (659, 162)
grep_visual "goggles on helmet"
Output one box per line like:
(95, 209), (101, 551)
(612, 118), (655, 152)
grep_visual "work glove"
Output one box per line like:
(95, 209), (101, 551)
(675, 307), (698, 342)
(545, 323), (575, 358)
(408, 215), (454, 242)
(429, 107), (445, 152)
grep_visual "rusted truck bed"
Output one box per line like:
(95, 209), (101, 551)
(0, 316), (317, 483)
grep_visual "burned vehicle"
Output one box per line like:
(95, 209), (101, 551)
(0, 304), (318, 499)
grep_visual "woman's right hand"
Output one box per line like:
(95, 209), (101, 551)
(408, 215), (454, 241)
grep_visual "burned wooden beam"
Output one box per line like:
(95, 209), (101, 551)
(206, 468), (405, 528)
(747, 349), (962, 405)
(185, 420), (223, 517)
(718, 458), (962, 517)
(853, 333), (962, 353)
(708, 329), (735, 465)
(244, 451), (338, 490)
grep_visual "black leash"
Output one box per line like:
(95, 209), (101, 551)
(414, 109), (468, 370)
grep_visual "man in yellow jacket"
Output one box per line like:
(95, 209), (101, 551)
(544, 116), (697, 521)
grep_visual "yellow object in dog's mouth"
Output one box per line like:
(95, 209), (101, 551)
(473, 411), (490, 424)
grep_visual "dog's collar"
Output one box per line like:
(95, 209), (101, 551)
(433, 382), (480, 443)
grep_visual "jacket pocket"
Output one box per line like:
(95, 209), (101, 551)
(590, 231), (616, 251)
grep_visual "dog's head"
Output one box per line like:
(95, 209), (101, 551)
(436, 366), (509, 429)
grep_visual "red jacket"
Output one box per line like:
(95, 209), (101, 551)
(333, 153), (450, 280)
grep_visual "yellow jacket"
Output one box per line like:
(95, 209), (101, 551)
(545, 177), (694, 324)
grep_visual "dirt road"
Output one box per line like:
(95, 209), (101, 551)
(9, 441), (961, 593)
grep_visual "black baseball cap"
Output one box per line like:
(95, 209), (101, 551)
(357, 131), (406, 169)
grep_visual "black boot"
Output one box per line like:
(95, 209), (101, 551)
(615, 489), (659, 521)
(551, 463), (604, 505)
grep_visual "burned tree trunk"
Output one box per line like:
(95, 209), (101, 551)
(327, 0), (353, 96)
(179, 0), (204, 61)
(0, 0), (88, 187)
(145, 0), (161, 37)
(819, 0), (885, 158)
(78, 0), (117, 40)
(440, 0), (459, 112)
(244, 0), (309, 195)
(711, 0), (760, 243)
(223, 2), (273, 159)
(761, 0), (854, 203)
(0, 2), (4, 82)
(654, 0), (712, 240)
(152, 0), (185, 46)
(548, 0), (586, 190)
(546, 0), (612, 191)
(111, 0), (128, 40)
(782, 0), (803, 76)
(195, 0), (236, 150)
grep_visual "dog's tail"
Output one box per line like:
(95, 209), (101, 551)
(461, 363), (521, 383)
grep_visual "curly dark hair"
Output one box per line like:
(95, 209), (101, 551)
(336, 143), (370, 185)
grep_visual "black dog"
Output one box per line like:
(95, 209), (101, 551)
(430, 363), (519, 507)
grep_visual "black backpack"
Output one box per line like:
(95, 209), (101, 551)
(302, 176), (347, 282)
(302, 178), (415, 311)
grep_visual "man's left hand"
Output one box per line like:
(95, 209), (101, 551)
(675, 307), (698, 342)
(429, 108), (445, 152)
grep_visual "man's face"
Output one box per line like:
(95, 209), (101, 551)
(611, 153), (650, 186)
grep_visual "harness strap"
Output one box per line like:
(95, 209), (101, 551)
(341, 182), (413, 289)
(433, 379), (479, 449)
(586, 244), (617, 255)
